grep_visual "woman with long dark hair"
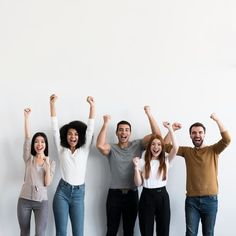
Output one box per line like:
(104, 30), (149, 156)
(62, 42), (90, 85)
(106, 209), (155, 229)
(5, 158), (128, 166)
(17, 108), (55, 236)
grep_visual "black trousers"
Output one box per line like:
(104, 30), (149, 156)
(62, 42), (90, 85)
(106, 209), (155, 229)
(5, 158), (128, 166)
(139, 187), (170, 236)
(106, 188), (139, 236)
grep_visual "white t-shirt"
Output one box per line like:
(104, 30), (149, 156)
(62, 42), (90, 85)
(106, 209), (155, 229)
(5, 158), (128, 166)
(138, 157), (171, 189)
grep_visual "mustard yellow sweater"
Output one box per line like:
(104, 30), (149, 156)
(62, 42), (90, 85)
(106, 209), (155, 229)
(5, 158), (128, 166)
(166, 131), (231, 196)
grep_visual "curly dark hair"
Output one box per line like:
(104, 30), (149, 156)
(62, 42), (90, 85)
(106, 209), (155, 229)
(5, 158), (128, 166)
(31, 132), (49, 156)
(60, 120), (87, 149)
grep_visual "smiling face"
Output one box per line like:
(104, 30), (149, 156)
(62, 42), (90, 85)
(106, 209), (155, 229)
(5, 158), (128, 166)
(34, 136), (46, 155)
(67, 128), (79, 149)
(150, 138), (162, 158)
(190, 126), (205, 148)
(116, 124), (131, 144)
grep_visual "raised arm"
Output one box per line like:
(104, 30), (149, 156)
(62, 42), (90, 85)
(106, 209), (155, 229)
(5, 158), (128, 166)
(24, 108), (31, 138)
(133, 157), (143, 186)
(163, 122), (178, 162)
(210, 113), (227, 133)
(23, 108), (32, 162)
(142, 106), (162, 146)
(87, 96), (95, 119)
(50, 94), (57, 117)
(49, 94), (60, 152)
(144, 106), (162, 135)
(164, 122), (182, 144)
(96, 115), (111, 156)
(210, 113), (231, 151)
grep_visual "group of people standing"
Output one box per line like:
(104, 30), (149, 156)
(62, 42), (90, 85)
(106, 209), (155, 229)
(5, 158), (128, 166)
(17, 94), (231, 236)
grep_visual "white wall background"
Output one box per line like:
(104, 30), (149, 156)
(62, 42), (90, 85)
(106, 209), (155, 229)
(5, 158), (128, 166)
(0, 0), (236, 235)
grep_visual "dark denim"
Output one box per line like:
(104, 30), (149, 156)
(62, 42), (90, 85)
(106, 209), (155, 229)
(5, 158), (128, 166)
(53, 179), (85, 236)
(185, 195), (218, 236)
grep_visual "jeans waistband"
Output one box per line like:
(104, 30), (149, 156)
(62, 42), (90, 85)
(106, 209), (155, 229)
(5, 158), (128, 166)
(59, 178), (84, 189)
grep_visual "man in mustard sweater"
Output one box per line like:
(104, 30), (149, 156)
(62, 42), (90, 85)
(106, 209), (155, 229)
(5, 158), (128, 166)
(166, 113), (231, 236)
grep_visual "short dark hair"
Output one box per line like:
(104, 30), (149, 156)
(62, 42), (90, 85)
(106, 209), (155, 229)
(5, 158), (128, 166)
(60, 120), (87, 148)
(189, 122), (206, 134)
(116, 120), (132, 132)
(31, 132), (49, 156)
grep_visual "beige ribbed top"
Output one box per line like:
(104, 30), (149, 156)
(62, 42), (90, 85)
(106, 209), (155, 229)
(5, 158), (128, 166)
(19, 138), (55, 201)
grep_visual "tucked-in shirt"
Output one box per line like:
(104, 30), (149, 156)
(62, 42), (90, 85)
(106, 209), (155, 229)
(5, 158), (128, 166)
(108, 140), (145, 189)
(19, 138), (56, 201)
(138, 158), (171, 188)
(51, 117), (94, 186)
(165, 131), (231, 197)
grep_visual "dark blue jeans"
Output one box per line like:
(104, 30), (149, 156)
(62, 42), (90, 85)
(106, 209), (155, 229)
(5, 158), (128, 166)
(106, 188), (139, 236)
(185, 195), (218, 236)
(53, 179), (85, 236)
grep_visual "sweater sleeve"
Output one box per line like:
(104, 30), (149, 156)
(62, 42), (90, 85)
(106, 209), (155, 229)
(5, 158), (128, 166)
(212, 130), (231, 155)
(51, 116), (61, 154)
(165, 144), (187, 158)
(23, 138), (31, 163)
(84, 118), (95, 149)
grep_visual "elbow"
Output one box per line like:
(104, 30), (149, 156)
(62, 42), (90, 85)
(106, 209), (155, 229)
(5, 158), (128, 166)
(227, 136), (232, 145)
(96, 143), (108, 156)
(96, 142), (100, 149)
(96, 143), (103, 151)
(221, 131), (231, 145)
(96, 140), (102, 149)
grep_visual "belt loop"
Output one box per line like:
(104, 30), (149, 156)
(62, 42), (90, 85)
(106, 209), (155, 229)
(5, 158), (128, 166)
(121, 189), (129, 194)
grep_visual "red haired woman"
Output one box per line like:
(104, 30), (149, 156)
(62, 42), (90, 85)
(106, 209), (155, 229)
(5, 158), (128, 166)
(133, 122), (178, 236)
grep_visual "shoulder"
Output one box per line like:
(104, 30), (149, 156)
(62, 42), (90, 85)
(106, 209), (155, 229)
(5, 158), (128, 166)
(131, 139), (143, 147)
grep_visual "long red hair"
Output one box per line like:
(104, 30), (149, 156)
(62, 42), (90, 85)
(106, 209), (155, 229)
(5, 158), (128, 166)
(144, 134), (167, 180)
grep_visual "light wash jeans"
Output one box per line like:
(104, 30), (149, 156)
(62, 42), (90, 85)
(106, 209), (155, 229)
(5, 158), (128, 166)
(185, 195), (218, 236)
(53, 179), (85, 236)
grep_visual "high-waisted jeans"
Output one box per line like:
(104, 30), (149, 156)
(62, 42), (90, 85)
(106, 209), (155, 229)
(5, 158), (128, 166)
(53, 178), (85, 236)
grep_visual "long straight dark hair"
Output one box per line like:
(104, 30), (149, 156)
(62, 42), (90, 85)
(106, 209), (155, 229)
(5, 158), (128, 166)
(144, 134), (167, 181)
(31, 132), (49, 156)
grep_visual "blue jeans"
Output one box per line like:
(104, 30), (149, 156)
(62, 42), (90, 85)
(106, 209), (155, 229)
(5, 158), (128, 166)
(53, 179), (85, 236)
(185, 195), (218, 236)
